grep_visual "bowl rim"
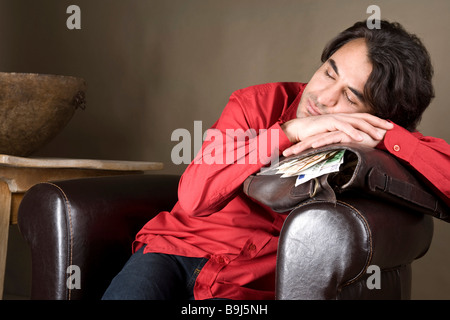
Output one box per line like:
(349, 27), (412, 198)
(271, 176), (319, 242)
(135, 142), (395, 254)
(0, 71), (85, 82)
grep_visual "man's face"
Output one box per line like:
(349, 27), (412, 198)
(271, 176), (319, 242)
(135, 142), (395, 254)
(297, 38), (373, 118)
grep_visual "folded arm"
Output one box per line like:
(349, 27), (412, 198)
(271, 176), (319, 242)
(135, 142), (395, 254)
(280, 113), (450, 206)
(281, 113), (393, 156)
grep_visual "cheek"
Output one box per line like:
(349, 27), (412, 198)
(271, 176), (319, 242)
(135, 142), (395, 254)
(303, 81), (322, 99)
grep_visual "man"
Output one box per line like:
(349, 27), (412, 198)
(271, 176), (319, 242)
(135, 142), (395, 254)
(102, 20), (450, 300)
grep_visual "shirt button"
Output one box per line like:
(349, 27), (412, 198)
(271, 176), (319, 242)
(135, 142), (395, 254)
(218, 257), (225, 264)
(393, 144), (401, 152)
(248, 244), (256, 251)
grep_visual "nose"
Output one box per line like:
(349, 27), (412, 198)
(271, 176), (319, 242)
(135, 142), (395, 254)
(317, 84), (339, 108)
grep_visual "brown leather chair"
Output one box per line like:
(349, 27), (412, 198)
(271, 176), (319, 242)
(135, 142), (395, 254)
(17, 146), (443, 300)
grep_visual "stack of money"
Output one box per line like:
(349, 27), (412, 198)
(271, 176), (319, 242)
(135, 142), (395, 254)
(258, 150), (345, 186)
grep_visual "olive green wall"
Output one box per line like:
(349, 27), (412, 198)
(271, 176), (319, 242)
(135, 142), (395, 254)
(2, 0), (449, 299)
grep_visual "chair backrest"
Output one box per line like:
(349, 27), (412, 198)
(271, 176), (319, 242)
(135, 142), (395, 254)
(18, 174), (180, 299)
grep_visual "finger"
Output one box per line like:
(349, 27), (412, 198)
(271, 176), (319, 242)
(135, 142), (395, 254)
(310, 131), (352, 149)
(283, 131), (347, 156)
(284, 131), (355, 156)
(330, 120), (364, 141)
(283, 141), (312, 157)
(332, 115), (385, 141)
(336, 119), (381, 141)
(351, 113), (394, 130)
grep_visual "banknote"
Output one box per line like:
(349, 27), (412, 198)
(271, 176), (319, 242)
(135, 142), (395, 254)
(257, 149), (346, 186)
(294, 150), (345, 186)
(258, 150), (334, 176)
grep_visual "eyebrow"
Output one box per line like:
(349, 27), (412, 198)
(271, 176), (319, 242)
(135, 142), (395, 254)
(328, 59), (365, 103)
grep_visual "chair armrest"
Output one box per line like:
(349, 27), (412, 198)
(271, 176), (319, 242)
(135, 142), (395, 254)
(18, 174), (180, 300)
(276, 194), (434, 300)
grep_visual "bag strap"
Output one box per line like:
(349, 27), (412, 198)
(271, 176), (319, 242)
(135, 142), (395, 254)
(368, 167), (449, 221)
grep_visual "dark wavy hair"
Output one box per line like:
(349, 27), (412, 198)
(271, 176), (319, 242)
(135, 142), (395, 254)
(321, 20), (434, 131)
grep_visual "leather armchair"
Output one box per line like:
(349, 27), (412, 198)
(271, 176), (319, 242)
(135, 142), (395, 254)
(18, 169), (435, 300)
(18, 174), (180, 300)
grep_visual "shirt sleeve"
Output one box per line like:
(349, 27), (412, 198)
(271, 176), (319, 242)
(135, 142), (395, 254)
(177, 92), (292, 217)
(377, 122), (450, 207)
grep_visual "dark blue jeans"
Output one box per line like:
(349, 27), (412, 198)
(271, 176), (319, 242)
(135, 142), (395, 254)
(102, 246), (207, 300)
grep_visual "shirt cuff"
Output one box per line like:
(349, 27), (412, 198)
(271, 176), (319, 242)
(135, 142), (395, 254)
(273, 121), (293, 154)
(377, 123), (420, 163)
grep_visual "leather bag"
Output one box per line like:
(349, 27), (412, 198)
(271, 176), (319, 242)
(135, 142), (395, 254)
(243, 143), (449, 222)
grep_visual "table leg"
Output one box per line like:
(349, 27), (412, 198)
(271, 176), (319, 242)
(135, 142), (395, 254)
(0, 180), (12, 299)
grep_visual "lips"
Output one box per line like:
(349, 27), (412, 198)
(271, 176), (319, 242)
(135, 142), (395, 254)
(306, 98), (322, 116)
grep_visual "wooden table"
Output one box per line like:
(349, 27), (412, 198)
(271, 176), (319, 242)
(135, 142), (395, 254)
(0, 154), (163, 298)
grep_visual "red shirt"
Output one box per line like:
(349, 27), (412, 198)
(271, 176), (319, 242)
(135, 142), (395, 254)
(133, 82), (450, 300)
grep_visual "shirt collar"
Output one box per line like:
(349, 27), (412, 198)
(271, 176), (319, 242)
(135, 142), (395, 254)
(279, 83), (306, 123)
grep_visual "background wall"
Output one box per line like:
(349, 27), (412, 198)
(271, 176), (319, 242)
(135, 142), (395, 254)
(2, 0), (449, 299)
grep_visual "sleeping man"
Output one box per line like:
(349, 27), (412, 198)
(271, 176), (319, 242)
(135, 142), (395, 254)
(102, 20), (450, 300)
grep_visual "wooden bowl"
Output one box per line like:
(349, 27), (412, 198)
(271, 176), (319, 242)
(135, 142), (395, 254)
(0, 72), (86, 156)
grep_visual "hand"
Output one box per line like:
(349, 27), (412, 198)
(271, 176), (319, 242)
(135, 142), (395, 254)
(281, 113), (393, 156)
(283, 128), (387, 156)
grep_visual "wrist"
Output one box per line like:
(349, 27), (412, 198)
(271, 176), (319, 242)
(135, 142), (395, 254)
(280, 119), (299, 143)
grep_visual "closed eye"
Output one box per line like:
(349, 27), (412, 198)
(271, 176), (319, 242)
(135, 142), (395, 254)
(325, 69), (356, 105)
(344, 91), (356, 105)
(324, 69), (335, 80)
